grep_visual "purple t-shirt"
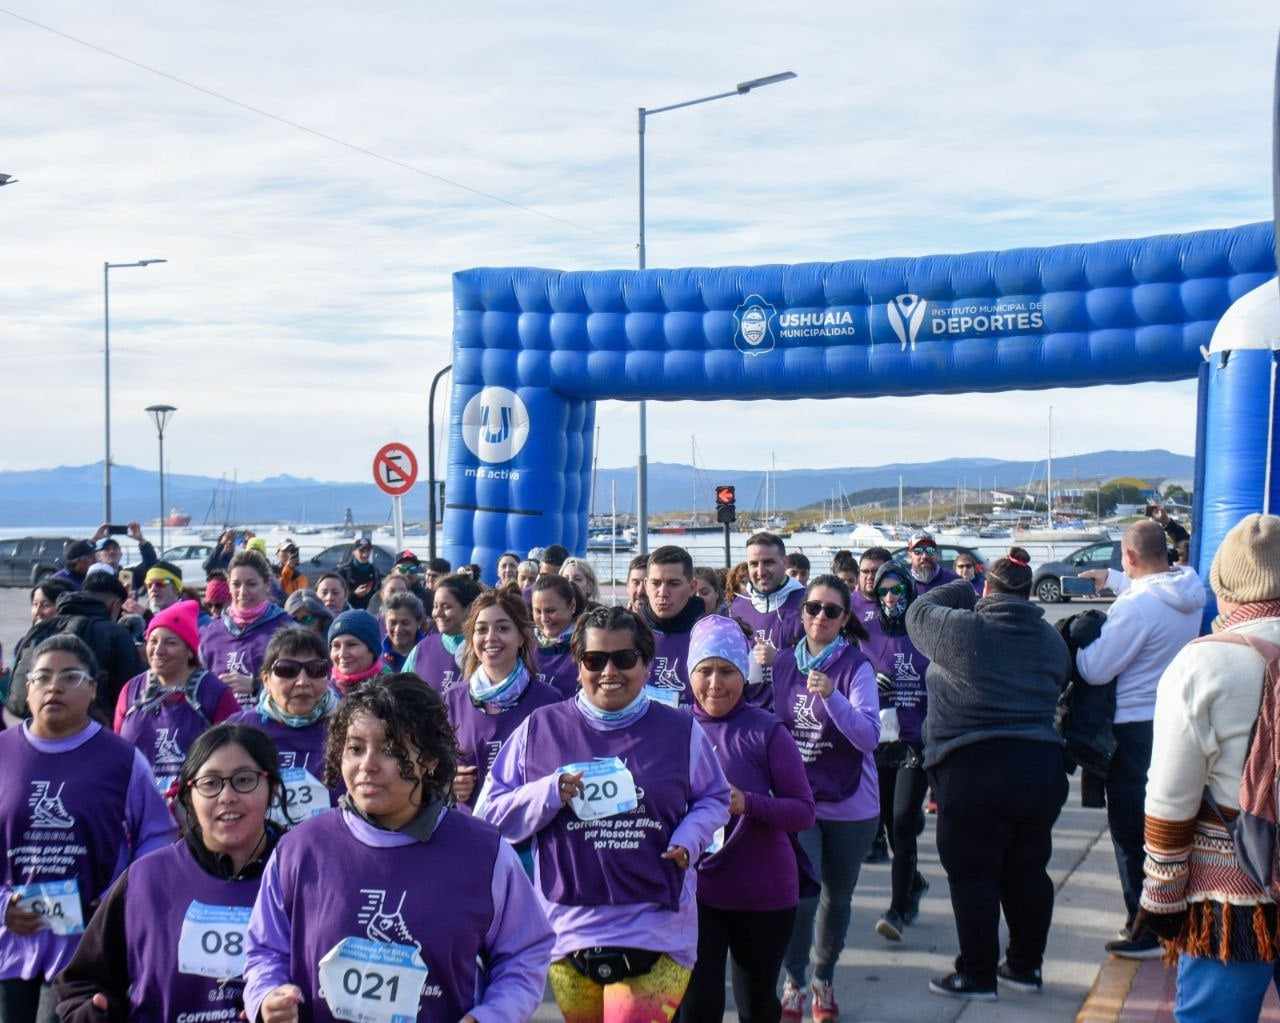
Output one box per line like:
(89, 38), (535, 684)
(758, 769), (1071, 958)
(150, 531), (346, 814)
(198, 607), (292, 707)
(122, 840), (261, 1021)
(534, 645), (578, 701)
(859, 622), (929, 745)
(773, 641), (881, 820)
(405, 633), (465, 695)
(117, 670), (236, 793)
(0, 722), (175, 981)
(692, 702), (815, 911)
(243, 808), (553, 1023)
(445, 679), (561, 809)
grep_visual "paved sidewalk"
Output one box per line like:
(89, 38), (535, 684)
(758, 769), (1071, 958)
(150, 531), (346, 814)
(532, 778), (1126, 1021)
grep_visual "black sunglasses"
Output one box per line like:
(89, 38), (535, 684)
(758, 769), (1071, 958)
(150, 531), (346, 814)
(802, 600), (845, 620)
(271, 658), (331, 680)
(581, 649), (642, 672)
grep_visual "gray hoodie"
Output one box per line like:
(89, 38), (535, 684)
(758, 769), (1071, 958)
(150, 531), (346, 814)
(905, 578), (1071, 768)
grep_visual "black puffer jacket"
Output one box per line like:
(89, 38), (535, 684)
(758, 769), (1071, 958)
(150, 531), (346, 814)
(905, 578), (1071, 769)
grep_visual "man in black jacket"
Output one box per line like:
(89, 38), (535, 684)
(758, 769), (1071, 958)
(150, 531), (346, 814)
(905, 556), (1071, 1001)
(340, 538), (382, 610)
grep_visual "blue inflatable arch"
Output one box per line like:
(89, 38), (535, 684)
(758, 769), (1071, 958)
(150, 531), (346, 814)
(444, 222), (1276, 600)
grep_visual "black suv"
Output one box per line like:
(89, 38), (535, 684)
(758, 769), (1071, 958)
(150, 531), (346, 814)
(0, 536), (75, 587)
(302, 542), (397, 580)
(1031, 540), (1122, 603)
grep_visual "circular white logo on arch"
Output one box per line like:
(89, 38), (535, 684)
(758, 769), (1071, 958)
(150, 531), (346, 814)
(461, 387), (530, 463)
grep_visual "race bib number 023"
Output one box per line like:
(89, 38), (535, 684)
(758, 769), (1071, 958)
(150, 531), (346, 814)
(14, 880), (84, 936)
(178, 901), (250, 980)
(560, 756), (638, 821)
(272, 767), (330, 826)
(319, 937), (428, 1023)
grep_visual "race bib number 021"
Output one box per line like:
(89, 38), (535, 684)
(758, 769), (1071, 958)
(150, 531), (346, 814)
(560, 756), (638, 821)
(319, 937), (428, 1023)
(14, 880), (84, 936)
(178, 901), (250, 980)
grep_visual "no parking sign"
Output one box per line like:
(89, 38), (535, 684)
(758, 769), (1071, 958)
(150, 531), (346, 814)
(372, 443), (418, 497)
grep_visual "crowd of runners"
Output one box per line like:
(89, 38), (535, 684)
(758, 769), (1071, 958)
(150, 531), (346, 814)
(2, 512), (1279, 1022)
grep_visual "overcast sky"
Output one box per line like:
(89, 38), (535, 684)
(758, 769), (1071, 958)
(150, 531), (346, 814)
(1, 2), (1273, 482)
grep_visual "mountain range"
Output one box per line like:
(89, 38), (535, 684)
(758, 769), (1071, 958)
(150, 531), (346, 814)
(0, 450), (1194, 527)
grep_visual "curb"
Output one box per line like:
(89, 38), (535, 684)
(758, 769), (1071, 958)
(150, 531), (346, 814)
(1076, 956), (1140, 1023)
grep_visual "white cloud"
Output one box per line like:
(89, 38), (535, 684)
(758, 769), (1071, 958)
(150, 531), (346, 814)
(0, 0), (1271, 481)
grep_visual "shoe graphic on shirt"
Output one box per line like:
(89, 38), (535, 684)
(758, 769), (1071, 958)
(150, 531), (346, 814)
(357, 889), (421, 953)
(153, 728), (185, 768)
(28, 781), (75, 829)
(792, 693), (824, 732)
(651, 657), (682, 691)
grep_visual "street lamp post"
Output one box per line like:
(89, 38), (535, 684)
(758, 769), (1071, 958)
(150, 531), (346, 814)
(427, 364), (453, 562)
(104, 259), (167, 521)
(635, 71), (796, 553)
(145, 405), (177, 552)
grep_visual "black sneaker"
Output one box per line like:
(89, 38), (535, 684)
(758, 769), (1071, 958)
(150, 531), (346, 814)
(904, 874), (930, 924)
(929, 972), (997, 1001)
(1105, 933), (1162, 960)
(864, 835), (889, 864)
(997, 961), (1042, 992)
(875, 909), (906, 942)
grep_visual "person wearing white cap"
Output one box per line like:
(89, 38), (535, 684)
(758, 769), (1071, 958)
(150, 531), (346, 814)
(904, 532), (959, 595)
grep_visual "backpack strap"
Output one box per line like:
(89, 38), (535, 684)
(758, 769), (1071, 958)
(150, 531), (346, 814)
(1192, 632), (1280, 663)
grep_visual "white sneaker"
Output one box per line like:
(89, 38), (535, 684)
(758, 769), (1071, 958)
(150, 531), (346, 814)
(781, 979), (806, 1022)
(811, 978), (840, 1022)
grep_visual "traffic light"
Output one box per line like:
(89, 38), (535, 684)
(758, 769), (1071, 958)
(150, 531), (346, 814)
(715, 485), (736, 524)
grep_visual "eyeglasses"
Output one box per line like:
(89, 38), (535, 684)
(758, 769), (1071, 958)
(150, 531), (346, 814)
(580, 649), (642, 672)
(27, 669), (94, 690)
(190, 769), (267, 799)
(877, 584), (907, 598)
(271, 658), (331, 680)
(910, 546), (939, 557)
(802, 600), (845, 620)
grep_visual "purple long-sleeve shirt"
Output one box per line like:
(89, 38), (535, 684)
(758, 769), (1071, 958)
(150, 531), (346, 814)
(0, 722), (175, 982)
(243, 808), (552, 1023)
(694, 708), (815, 911)
(476, 702), (730, 967)
(815, 660), (881, 822)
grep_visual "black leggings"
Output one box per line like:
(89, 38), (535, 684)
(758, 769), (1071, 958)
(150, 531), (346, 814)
(930, 739), (1067, 987)
(677, 903), (796, 1023)
(876, 742), (928, 913)
(0, 978), (59, 1023)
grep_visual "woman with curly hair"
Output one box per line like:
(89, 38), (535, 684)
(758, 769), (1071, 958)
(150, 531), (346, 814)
(242, 674), (552, 1023)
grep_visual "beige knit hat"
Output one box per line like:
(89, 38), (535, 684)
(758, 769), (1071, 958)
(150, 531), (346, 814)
(1209, 513), (1280, 605)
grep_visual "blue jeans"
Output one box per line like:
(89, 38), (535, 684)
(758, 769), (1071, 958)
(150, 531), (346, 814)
(1175, 954), (1280, 1022)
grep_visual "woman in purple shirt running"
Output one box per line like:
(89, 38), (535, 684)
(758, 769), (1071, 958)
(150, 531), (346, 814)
(403, 573), (481, 694)
(531, 574), (588, 700)
(478, 605), (731, 1023)
(0, 635), (174, 1023)
(774, 575), (879, 1023)
(54, 723), (285, 1022)
(677, 615), (815, 1023)
(242, 673), (553, 1023)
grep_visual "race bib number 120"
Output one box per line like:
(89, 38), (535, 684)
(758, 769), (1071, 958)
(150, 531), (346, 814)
(319, 937), (428, 1023)
(178, 901), (250, 979)
(14, 880), (84, 936)
(561, 756), (639, 821)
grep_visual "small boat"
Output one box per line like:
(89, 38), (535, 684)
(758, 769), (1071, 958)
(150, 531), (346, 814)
(816, 518), (851, 535)
(165, 507), (191, 527)
(587, 536), (636, 553)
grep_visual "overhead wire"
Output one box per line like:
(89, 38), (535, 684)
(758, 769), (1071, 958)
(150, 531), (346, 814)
(0, 6), (602, 233)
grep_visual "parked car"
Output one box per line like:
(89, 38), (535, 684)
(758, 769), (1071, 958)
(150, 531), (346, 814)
(160, 544), (214, 587)
(302, 542), (397, 581)
(0, 536), (75, 587)
(889, 544), (987, 576)
(1031, 540), (1122, 603)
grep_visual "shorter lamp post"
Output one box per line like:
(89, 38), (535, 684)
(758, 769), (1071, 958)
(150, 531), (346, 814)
(145, 405), (177, 552)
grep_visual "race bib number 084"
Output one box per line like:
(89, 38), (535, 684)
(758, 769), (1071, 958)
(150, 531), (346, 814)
(319, 937), (428, 1023)
(178, 901), (250, 980)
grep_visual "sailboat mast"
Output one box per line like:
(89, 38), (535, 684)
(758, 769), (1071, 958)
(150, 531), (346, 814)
(1047, 406), (1054, 529)
(898, 474), (903, 525)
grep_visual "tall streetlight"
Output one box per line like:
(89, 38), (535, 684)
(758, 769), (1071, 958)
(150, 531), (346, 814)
(426, 364), (453, 561)
(104, 259), (167, 521)
(145, 405), (177, 552)
(635, 71), (796, 552)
